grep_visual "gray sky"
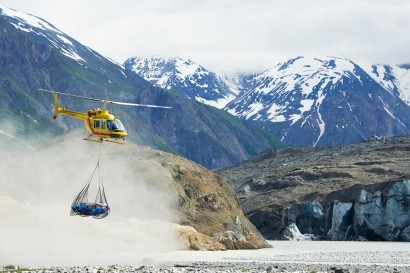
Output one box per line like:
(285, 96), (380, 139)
(2, 0), (410, 73)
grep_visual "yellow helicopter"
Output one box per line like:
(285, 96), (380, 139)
(39, 89), (171, 144)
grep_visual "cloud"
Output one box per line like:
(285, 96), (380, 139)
(1, 0), (409, 73)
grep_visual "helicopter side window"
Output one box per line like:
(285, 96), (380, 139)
(101, 120), (106, 130)
(94, 120), (100, 129)
(107, 120), (117, 130)
(114, 119), (125, 131)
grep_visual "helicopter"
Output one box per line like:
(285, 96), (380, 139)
(38, 89), (171, 144)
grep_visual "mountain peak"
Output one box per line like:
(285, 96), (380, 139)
(124, 56), (202, 83)
(0, 5), (60, 34)
(124, 56), (238, 108)
(0, 5), (88, 63)
(265, 56), (357, 78)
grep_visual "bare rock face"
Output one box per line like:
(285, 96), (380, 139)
(177, 227), (226, 250)
(217, 135), (410, 241)
(160, 155), (270, 249)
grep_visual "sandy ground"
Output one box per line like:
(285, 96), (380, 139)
(154, 241), (410, 264)
(2, 241), (409, 272)
(145, 240), (410, 272)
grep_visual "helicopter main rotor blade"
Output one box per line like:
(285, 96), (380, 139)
(38, 89), (103, 102)
(108, 101), (172, 109)
(38, 89), (171, 109)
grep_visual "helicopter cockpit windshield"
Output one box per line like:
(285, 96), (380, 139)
(107, 119), (125, 131)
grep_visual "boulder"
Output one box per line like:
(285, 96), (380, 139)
(281, 223), (315, 241)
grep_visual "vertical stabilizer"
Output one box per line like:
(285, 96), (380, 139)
(53, 93), (59, 121)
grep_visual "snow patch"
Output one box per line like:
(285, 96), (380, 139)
(57, 35), (73, 46)
(195, 93), (236, 109)
(60, 47), (85, 62)
(364, 64), (410, 106)
(1, 5), (61, 34)
(245, 102), (264, 119)
(290, 99), (314, 125)
(394, 66), (410, 105)
(175, 58), (200, 79)
(313, 92), (326, 146)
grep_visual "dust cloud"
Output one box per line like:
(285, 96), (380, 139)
(0, 125), (181, 266)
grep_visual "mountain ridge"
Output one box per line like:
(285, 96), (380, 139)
(124, 55), (410, 147)
(124, 56), (238, 108)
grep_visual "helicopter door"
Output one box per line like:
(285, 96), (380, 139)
(93, 119), (108, 135)
(100, 120), (106, 130)
(93, 119), (102, 134)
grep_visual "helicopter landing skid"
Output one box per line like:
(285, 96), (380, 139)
(104, 138), (125, 145)
(83, 135), (103, 143)
(83, 135), (124, 144)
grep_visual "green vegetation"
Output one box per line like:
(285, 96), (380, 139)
(207, 106), (248, 134)
(54, 51), (93, 84)
(152, 136), (180, 155)
(243, 143), (256, 155)
(252, 124), (287, 149)
(213, 105), (286, 150)
(3, 76), (39, 106)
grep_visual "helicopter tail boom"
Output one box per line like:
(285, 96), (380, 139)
(51, 92), (88, 121)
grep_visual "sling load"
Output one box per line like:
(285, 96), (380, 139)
(70, 159), (110, 219)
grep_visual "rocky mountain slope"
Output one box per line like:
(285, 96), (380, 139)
(124, 57), (239, 108)
(0, 129), (269, 253)
(0, 5), (284, 169)
(217, 135), (410, 241)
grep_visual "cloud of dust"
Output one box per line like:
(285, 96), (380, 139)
(0, 123), (181, 266)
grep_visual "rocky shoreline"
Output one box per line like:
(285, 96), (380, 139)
(1, 261), (408, 273)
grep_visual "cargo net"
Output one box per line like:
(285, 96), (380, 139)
(70, 161), (110, 219)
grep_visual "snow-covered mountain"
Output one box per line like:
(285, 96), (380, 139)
(124, 55), (410, 146)
(124, 57), (239, 108)
(225, 56), (410, 146)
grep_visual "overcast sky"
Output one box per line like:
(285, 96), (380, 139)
(2, 0), (410, 73)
